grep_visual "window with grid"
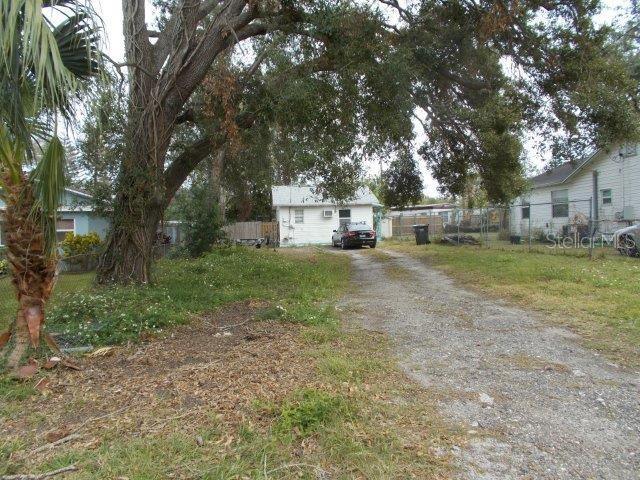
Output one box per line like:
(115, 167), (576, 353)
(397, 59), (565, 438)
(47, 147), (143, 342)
(551, 190), (568, 218)
(294, 209), (304, 224)
(601, 189), (612, 205)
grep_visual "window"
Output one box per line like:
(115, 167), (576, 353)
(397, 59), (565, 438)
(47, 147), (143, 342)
(521, 202), (530, 219)
(294, 209), (304, 224)
(439, 211), (449, 223)
(623, 143), (637, 158)
(551, 189), (569, 218)
(601, 189), (612, 205)
(56, 218), (75, 242)
(338, 209), (351, 226)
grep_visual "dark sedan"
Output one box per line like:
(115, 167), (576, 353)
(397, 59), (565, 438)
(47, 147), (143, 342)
(332, 223), (377, 249)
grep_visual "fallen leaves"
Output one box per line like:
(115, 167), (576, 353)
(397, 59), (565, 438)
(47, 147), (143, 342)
(15, 358), (39, 379)
(3, 301), (315, 466)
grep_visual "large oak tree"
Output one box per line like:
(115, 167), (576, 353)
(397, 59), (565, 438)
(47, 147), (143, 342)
(97, 0), (639, 284)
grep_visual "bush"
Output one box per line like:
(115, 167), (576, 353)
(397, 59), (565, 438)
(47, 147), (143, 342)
(171, 183), (223, 257)
(0, 258), (8, 276)
(60, 232), (102, 257)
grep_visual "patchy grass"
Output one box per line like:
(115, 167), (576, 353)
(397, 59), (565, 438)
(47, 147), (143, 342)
(0, 273), (94, 332)
(3, 247), (347, 347)
(385, 241), (640, 366)
(1, 248), (456, 479)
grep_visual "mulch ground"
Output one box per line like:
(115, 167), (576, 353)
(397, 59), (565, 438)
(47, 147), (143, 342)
(3, 300), (320, 464)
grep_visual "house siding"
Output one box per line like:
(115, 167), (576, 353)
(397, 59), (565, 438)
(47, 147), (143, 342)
(512, 146), (640, 236)
(276, 205), (374, 246)
(0, 189), (110, 245)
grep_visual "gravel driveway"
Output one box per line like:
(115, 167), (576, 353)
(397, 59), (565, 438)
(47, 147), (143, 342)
(339, 248), (640, 480)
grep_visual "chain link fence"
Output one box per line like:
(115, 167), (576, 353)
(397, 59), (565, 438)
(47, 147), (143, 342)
(389, 199), (638, 258)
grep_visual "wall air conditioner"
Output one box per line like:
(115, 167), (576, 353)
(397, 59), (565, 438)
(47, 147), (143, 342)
(323, 210), (333, 218)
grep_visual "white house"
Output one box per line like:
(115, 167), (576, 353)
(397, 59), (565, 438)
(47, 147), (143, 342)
(272, 185), (381, 246)
(511, 143), (640, 237)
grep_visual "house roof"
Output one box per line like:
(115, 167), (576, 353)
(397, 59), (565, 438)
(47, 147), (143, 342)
(0, 187), (95, 212)
(272, 185), (381, 207)
(530, 149), (601, 188)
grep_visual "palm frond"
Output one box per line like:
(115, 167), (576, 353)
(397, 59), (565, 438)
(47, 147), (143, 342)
(1, 0), (102, 134)
(53, 13), (101, 79)
(0, 124), (24, 187)
(30, 135), (67, 255)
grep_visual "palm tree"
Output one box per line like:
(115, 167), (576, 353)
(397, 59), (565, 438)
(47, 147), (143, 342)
(0, 0), (101, 373)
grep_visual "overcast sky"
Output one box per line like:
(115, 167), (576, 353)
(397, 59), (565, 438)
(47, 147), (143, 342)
(93, 0), (633, 197)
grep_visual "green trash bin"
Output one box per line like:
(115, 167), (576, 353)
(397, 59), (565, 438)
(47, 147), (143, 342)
(413, 224), (430, 245)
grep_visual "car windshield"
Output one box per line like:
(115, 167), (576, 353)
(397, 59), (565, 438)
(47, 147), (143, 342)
(349, 224), (372, 231)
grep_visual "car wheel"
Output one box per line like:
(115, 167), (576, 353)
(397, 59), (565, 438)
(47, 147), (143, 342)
(370, 242), (376, 249)
(620, 235), (638, 257)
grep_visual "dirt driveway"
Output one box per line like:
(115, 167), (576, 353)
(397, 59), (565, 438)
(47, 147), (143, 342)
(338, 248), (639, 480)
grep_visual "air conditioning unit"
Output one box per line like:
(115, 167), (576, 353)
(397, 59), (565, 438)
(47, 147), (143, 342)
(323, 209), (333, 218)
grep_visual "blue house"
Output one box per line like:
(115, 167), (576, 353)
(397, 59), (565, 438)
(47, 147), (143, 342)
(0, 187), (110, 246)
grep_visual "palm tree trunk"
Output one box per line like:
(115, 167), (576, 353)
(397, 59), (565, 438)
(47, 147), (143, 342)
(1, 172), (57, 370)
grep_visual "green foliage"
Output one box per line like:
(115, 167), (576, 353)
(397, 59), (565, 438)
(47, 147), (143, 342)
(60, 232), (102, 257)
(0, 0), (102, 255)
(0, 258), (7, 276)
(380, 153), (424, 208)
(73, 83), (127, 216)
(169, 181), (223, 257)
(45, 248), (348, 346)
(275, 389), (350, 437)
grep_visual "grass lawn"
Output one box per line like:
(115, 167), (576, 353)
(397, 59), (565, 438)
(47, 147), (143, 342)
(1, 247), (456, 479)
(0, 273), (94, 332)
(383, 240), (640, 366)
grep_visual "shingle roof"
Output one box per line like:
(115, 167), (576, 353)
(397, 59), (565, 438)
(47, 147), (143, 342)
(272, 185), (380, 207)
(530, 149), (601, 188)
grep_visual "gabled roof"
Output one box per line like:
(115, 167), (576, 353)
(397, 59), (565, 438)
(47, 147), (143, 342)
(530, 149), (601, 188)
(272, 185), (381, 207)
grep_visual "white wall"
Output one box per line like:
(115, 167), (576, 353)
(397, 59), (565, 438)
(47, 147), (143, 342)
(511, 146), (640, 236)
(276, 205), (374, 246)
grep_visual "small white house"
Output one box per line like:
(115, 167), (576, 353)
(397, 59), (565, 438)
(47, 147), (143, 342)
(511, 143), (640, 237)
(272, 185), (381, 246)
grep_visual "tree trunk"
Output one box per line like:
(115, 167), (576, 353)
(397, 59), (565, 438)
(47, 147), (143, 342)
(96, 0), (266, 284)
(95, 146), (165, 284)
(0, 173), (57, 371)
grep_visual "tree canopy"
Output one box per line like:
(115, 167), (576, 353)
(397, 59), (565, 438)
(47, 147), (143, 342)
(85, 0), (640, 282)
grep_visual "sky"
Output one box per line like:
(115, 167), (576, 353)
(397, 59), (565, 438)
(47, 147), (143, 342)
(92, 0), (634, 198)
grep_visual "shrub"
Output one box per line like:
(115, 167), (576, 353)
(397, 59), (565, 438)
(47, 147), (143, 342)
(0, 258), (8, 276)
(170, 182), (223, 257)
(60, 232), (102, 257)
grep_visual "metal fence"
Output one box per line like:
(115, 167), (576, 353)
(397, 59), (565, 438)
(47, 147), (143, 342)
(389, 200), (638, 258)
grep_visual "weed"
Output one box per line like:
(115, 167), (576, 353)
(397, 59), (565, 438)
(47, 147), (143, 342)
(275, 389), (350, 437)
